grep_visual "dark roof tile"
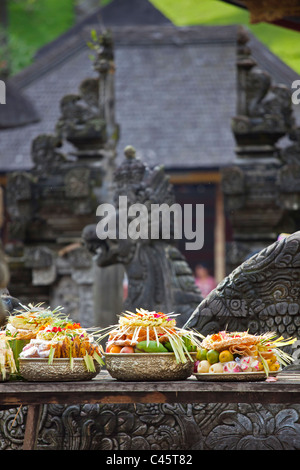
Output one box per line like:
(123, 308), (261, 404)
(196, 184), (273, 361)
(0, 19), (299, 173)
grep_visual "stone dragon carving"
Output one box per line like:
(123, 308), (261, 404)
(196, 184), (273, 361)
(185, 231), (300, 363)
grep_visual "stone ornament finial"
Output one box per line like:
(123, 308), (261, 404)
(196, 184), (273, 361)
(124, 145), (136, 159)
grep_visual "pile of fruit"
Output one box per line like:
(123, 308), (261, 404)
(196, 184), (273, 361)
(195, 330), (296, 375)
(101, 308), (203, 363)
(3, 303), (104, 372)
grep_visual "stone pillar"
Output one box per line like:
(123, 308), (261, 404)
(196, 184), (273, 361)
(222, 28), (296, 274)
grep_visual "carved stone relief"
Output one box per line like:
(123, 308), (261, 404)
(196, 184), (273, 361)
(1, 402), (300, 450)
(185, 231), (300, 366)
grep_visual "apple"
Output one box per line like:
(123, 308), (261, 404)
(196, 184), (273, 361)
(120, 346), (135, 353)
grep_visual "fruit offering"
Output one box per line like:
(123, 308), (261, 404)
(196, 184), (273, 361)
(195, 330), (296, 376)
(3, 303), (104, 373)
(99, 308), (203, 364)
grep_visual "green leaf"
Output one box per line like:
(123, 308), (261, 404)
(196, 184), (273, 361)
(90, 29), (98, 41)
(9, 339), (30, 371)
(164, 341), (173, 352)
(84, 353), (96, 372)
(93, 351), (104, 366)
(69, 346), (74, 370)
(48, 345), (55, 365)
(182, 336), (197, 352)
(258, 353), (269, 377)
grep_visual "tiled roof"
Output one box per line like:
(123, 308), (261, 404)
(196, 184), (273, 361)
(0, 3), (299, 173)
(0, 81), (39, 130)
(0, 23), (238, 172)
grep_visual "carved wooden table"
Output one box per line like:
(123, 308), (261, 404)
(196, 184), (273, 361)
(1, 371), (300, 450)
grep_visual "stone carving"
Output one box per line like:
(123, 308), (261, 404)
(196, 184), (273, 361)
(4, 30), (120, 325)
(82, 146), (203, 327)
(64, 167), (91, 199)
(31, 134), (67, 174)
(55, 85), (107, 150)
(204, 404), (300, 450)
(222, 27), (297, 273)
(55, 30), (118, 154)
(184, 231), (300, 364)
(1, 402), (300, 450)
(233, 27), (294, 145)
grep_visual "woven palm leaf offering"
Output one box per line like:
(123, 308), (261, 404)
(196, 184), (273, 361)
(195, 330), (297, 381)
(4, 303), (69, 373)
(5, 303), (68, 340)
(3, 303), (104, 380)
(100, 308), (203, 381)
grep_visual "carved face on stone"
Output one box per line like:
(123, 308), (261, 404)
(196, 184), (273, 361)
(82, 222), (135, 267)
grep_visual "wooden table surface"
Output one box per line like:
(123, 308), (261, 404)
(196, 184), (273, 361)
(1, 370), (300, 406)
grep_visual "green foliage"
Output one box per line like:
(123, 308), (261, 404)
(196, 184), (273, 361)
(86, 28), (101, 61)
(7, 0), (75, 75)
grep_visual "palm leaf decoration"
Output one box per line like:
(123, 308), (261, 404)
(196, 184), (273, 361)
(97, 308), (204, 363)
(257, 332), (297, 376)
(6, 303), (68, 333)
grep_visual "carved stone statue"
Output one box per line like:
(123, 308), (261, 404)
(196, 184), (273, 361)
(82, 146), (203, 327)
(222, 27), (297, 274)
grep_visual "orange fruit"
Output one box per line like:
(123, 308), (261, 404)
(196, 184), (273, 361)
(107, 345), (122, 353)
(258, 362), (264, 371)
(219, 350), (234, 363)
